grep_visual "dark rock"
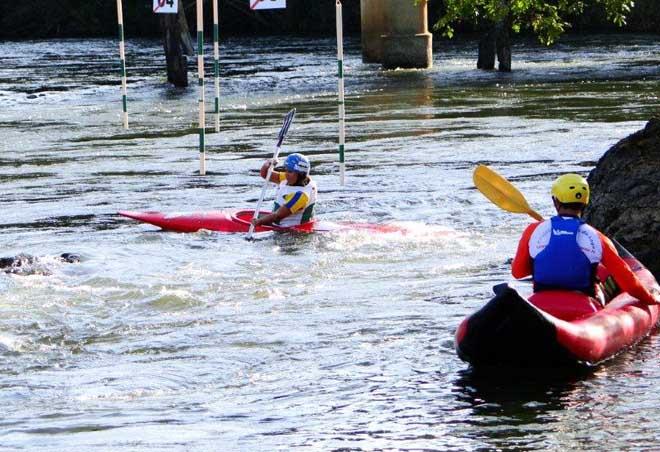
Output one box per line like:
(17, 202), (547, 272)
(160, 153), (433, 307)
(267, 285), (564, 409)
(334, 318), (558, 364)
(0, 253), (80, 275)
(60, 253), (81, 263)
(0, 254), (41, 274)
(584, 118), (660, 277)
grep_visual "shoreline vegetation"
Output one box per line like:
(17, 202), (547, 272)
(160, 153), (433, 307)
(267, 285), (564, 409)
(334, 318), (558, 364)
(1, 0), (658, 40)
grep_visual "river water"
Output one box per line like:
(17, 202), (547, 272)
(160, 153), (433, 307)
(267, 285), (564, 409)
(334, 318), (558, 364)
(0, 33), (659, 450)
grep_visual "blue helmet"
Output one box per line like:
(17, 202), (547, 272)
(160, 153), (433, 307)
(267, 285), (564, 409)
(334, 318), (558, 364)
(284, 153), (310, 176)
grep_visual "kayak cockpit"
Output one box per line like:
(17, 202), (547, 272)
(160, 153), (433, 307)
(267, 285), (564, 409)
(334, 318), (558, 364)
(232, 210), (316, 233)
(529, 291), (602, 322)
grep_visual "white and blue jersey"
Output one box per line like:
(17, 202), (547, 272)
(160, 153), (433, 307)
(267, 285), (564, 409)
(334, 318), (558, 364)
(530, 216), (602, 293)
(272, 175), (317, 227)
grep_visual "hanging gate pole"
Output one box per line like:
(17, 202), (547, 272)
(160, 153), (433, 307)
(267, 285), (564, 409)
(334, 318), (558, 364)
(116, 0), (129, 129)
(212, 0), (221, 133)
(336, 0), (346, 185)
(197, 0), (206, 175)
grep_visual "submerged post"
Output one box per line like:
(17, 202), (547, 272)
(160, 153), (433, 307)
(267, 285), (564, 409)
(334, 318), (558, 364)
(212, 0), (220, 133)
(196, 0), (206, 175)
(116, 0), (129, 129)
(336, 0), (346, 186)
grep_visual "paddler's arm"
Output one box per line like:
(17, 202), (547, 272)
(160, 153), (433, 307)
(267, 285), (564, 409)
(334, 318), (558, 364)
(511, 222), (539, 279)
(599, 233), (659, 305)
(260, 159), (284, 184)
(251, 205), (292, 227)
(251, 191), (309, 227)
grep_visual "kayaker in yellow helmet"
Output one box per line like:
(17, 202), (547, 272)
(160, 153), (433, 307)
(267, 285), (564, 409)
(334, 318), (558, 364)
(251, 153), (318, 228)
(511, 173), (659, 305)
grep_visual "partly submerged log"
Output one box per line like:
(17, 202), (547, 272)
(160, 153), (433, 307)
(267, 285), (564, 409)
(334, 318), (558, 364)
(160, 7), (194, 87)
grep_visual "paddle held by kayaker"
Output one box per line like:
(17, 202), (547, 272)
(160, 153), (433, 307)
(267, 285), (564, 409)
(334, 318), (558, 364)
(251, 153), (318, 228)
(511, 173), (659, 305)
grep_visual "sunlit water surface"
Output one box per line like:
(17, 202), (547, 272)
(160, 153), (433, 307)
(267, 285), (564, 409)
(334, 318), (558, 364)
(0, 34), (659, 450)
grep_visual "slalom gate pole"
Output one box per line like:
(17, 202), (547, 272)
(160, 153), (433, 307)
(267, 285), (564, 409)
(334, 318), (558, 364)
(213, 0), (220, 133)
(116, 0), (129, 129)
(336, 0), (346, 185)
(197, 0), (206, 175)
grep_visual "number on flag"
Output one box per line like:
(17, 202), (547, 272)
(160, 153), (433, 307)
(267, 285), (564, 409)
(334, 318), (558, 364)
(250, 0), (286, 10)
(153, 0), (178, 14)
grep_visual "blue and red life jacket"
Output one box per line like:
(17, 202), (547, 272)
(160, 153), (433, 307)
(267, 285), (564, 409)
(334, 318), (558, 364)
(533, 216), (595, 294)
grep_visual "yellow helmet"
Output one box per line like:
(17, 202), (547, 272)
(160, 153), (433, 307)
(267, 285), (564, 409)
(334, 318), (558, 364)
(551, 174), (590, 205)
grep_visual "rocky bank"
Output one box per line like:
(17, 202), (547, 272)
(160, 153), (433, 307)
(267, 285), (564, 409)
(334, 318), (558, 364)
(585, 118), (660, 277)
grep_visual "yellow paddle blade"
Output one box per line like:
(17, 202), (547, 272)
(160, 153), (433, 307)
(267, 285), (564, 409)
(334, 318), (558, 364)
(473, 165), (544, 221)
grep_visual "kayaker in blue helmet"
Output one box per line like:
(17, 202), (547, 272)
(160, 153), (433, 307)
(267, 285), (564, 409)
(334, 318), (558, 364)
(251, 153), (318, 228)
(512, 174), (659, 305)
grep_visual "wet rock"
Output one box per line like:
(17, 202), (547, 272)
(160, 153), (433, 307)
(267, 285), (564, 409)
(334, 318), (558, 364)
(584, 118), (660, 277)
(59, 253), (80, 264)
(0, 253), (80, 275)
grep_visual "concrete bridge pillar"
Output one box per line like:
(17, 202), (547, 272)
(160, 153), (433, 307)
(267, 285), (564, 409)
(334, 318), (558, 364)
(360, 0), (386, 63)
(360, 0), (432, 69)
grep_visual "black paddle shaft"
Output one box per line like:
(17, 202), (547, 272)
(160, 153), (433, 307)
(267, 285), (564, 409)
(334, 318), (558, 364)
(277, 108), (296, 147)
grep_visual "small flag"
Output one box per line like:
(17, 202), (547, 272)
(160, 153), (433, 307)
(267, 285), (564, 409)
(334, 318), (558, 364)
(153, 0), (178, 14)
(250, 0), (286, 10)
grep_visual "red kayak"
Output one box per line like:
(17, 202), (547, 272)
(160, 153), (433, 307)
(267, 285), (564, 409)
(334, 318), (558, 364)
(455, 241), (660, 368)
(118, 209), (407, 234)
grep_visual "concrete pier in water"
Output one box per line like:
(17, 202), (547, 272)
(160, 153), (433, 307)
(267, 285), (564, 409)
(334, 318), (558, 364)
(360, 0), (432, 69)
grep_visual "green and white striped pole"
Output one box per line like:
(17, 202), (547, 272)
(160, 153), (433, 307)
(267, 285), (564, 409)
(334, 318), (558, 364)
(116, 0), (129, 129)
(336, 0), (346, 185)
(196, 0), (206, 175)
(213, 0), (220, 133)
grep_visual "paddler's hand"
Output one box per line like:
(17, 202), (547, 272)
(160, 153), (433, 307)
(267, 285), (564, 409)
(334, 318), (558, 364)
(251, 218), (260, 227)
(652, 288), (660, 304)
(260, 159), (279, 179)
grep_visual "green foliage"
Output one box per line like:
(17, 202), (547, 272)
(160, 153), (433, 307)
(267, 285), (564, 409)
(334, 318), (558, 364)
(428, 0), (636, 45)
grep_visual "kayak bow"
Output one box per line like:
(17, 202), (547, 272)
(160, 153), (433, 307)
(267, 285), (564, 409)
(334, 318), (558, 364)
(455, 243), (660, 368)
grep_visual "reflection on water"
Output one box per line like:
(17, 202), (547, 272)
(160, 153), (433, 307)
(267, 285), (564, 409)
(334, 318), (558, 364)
(0, 33), (658, 450)
(455, 367), (589, 409)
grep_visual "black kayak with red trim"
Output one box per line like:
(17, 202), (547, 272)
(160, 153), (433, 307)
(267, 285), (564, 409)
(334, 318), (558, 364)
(455, 242), (660, 368)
